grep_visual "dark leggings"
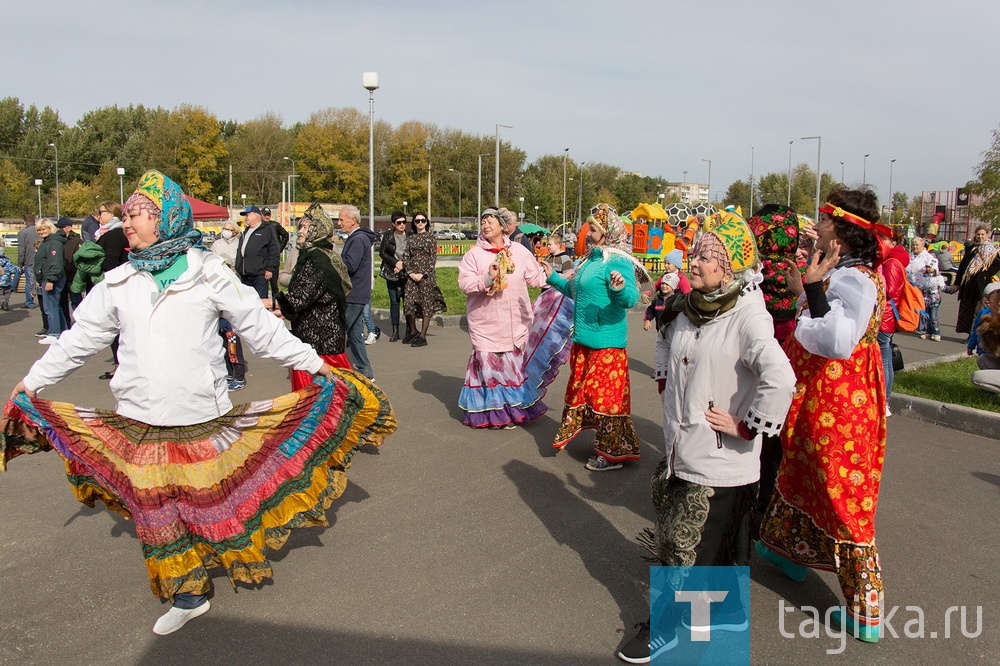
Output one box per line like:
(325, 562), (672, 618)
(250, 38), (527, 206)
(387, 279), (405, 327)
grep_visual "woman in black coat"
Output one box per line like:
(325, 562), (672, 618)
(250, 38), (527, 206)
(379, 211), (409, 341)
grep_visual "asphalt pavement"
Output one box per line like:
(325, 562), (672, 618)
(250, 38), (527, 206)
(0, 290), (997, 665)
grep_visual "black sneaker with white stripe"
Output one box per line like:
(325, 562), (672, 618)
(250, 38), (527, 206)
(617, 621), (677, 664)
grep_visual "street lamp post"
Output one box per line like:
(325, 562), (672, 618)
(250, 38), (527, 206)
(448, 168), (463, 222)
(34, 179), (42, 217)
(363, 71), (379, 230)
(801, 136), (822, 226)
(888, 158), (897, 224)
(495, 124), (512, 205)
(787, 141), (793, 206)
(116, 167), (125, 204)
(702, 159), (712, 205)
(577, 162), (585, 228)
(283, 156), (297, 207)
(534, 205), (540, 224)
(403, 200), (408, 216)
(519, 196), (524, 220)
(840, 161), (845, 183)
(863, 153), (870, 187)
(562, 148), (569, 225)
(48, 142), (60, 218)
(477, 152), (489, 216)
(749, 145), (754, 216)
(427, 164), (432, 220)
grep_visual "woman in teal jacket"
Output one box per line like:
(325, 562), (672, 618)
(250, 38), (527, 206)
(543, 204), (648, 471)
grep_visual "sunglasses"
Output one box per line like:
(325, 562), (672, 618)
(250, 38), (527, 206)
(414, 218), (428, 223)
(393, 219), (406, 224)
(98, 209), (109, 214)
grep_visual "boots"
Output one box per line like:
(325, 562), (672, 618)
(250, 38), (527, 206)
(389, 325), (400, 342)
(402, 329), (418, 344)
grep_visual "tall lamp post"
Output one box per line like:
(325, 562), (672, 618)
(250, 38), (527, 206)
(34, 179), (42, 216)
(801, 136), (822, 226)
(577, 162), (586, 228)
(477, 152), (489, 216)
(749, 145), (755, 215)
(363, 71), (379, 230)
(495, 124), (512, 205)
(448, 168), (463, 222)
(787, 141), (794, 206)
(840, 161), (845, 183)
(283, 156), (297, 208)
(534, 205), (539, 224)
(116, 167), (125, 203)
(562, 148), (569, 225)
(48, 142), (60, 218)
(403, 200), (408, 216)
(702, 158), (712, 205)
(519, 196), (524, 220)
(888, 158), (896, 225)
(862, 153), (870, 187)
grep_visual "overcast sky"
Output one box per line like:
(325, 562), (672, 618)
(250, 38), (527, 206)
(4, 0), (998, 203)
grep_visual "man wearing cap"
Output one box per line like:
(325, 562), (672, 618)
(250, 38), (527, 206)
(260, 207), (289, 301)
(56, 218), (84, 320)
(235, 205), (279, 300)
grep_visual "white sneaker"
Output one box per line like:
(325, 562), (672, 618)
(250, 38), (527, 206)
(38, 335), (59, 345)
(152, 600), (211, 636)
(885, 406), (892, 418)
(364, 332), (377, 345)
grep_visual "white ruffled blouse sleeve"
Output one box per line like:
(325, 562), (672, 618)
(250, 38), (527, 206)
(794, 266), (879, 360)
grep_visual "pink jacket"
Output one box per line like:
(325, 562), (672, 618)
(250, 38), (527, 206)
(458, 236), (547, 353)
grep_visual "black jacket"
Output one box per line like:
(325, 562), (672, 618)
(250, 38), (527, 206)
(235, 223), (280, 278)
(62, 230), (83, 284)
(98, 227), (130, 272)
(379, 230), (408, 277)
(34, 232), (67, 285)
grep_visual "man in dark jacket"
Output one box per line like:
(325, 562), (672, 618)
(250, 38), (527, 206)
(56, 218), (83, 320)
(260, 207), (288, 301)
(34, 219), (68, 342)
(235, 205), (279, 299)
(16, 214), (39, 308)
(339, 205), (377, 379)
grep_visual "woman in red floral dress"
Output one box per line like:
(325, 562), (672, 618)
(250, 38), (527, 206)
(757, 187), (889, 643)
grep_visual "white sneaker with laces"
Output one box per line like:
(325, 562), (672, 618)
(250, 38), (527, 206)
(364, 332), (377, 345)
(152, 600), (211, 636)
(38, 335), (59, 345)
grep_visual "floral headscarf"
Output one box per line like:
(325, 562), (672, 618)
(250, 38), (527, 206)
(586, 203), (650, 285)
(124, 170), (204, 272)
(963, 239), (1000, 284)
(296, 202), (351, 298)
(747, 204), (800, 318)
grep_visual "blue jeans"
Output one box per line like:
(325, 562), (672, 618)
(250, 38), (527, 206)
(41, 276), (68, 336)
(925, 301), (940, 337)
(387, 279), (405, 327)
(172, 592), (208, 609)
(344, 303), (373, 378)
(22, 268), (36, 307)
(363, 302), (377, 335)
(877, 331), (894, 398)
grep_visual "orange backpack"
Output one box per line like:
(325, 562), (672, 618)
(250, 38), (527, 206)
(892, 272), (926, 332)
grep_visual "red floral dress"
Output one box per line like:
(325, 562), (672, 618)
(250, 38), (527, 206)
(761, 265), (887, 628)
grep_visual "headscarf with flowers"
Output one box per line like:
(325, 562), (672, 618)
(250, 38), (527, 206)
(586, 203), (650, 285)
(124, 170), (205, 272)
(747, 204), (800, 320)
(295, 202), (352, 302)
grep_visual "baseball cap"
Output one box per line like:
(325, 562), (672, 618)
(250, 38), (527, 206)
(240, 205), (262, 216)
(261, 207), (271, 215)
(984, 282), (1000, 297)
(55, 217), (74, 228)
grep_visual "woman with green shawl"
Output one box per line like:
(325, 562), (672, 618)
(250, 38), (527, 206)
(276, 203), (355, 388)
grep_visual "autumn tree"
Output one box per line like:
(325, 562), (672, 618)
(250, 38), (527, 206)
(969, 125), (1000, 230)
(143, 105), (228, 200)
(226, 112), (294, 205)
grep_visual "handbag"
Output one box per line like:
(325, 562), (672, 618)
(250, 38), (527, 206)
(891, 342), (904, 372)
(379, 261), (398, 282)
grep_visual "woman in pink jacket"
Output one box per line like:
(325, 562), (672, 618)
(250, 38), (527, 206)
(458, 208), (548, 428)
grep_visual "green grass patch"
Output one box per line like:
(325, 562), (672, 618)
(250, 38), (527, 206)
(894, 357), (1000, 413)
(371, 266), (542, 316)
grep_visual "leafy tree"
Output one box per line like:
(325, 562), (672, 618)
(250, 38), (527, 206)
(295, 107), (369, 205)
(0, 158), (31, 216)
(143, 105), (228, 200)
(380, 120), (431, 215)
(226, 112), (293, 205)
(969, 126), (1000, 230)
(59, 179), (98, 217)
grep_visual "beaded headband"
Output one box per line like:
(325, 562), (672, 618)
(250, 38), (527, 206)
(819, 203), (891, 238)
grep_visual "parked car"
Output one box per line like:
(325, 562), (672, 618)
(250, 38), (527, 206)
(461, 229), (478, 240)
(434, 228), (463, 240)
(2, 233), (17, 248)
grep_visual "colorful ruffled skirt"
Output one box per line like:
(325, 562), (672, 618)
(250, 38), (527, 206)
(523, 288), (574, 399)
(458, 346), (547, 428)
(552, 344), (640, 462)
(0, 369), (396, 601)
